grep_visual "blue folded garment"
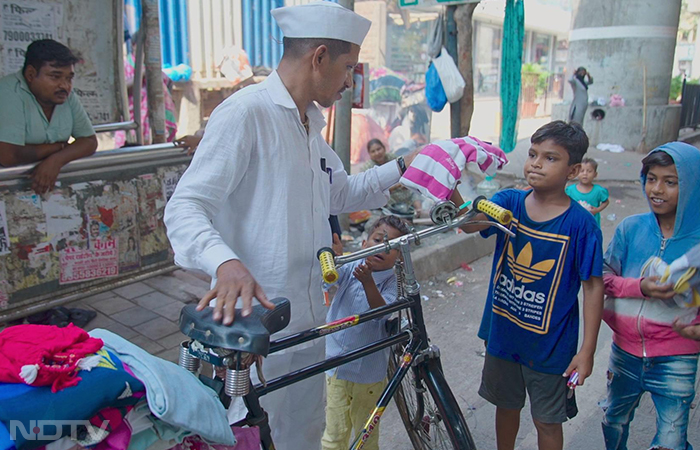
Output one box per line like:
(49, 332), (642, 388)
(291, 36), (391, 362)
(89, 329), (235, 446)
(0, 350), (144, 450)
(0, 422), (14, 450)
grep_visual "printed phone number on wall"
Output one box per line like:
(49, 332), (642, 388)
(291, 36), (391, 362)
(61, 266), (118, 284)
(3, 30), (53, 42)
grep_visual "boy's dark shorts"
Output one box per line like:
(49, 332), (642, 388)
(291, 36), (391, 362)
(478, 352), (570, 424)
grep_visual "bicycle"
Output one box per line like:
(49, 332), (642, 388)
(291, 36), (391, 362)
(176, 196), (514, 450)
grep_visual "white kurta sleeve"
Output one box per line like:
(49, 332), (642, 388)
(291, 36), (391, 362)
(321, 141), (401, 215)
(164, 102), (254, 278)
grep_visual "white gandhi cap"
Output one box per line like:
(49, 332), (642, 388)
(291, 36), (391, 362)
(271, 1), (371, 47)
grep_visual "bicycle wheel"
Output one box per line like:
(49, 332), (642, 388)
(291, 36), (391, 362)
(389, 348), (476, 450)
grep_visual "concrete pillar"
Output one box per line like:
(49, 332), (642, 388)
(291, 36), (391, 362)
(565, 0), (681, 107)
(553, 0), (683, 151)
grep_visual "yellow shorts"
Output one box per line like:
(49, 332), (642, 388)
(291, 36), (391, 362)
(321, 374), (387, 450)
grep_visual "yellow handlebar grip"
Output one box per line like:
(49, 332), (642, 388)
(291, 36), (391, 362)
(474, 196), (513, 226)
(317, 247), (339, 285)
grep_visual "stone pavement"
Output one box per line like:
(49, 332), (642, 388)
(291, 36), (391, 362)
(68, 269), (212, 363)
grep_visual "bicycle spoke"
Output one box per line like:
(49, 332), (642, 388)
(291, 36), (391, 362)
(390, 349), (462, 450)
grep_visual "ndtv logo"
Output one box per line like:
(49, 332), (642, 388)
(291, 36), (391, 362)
(9, 420), (110, 441)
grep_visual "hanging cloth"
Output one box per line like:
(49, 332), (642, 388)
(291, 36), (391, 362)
(427, 12), (444, 60)
(499, 0), (525, 153)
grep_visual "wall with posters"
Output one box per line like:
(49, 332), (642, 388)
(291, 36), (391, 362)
(0, 0), (124, 125)
(0, 148), (189, 318)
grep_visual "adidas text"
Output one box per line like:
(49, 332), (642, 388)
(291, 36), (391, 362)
(498, 275), (546, 304)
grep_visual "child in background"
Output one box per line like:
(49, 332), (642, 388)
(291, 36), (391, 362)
(601, 142), (700, 450)
(565, 157), (609, 226)
(321, 216), (409, 450)
(362, 139), (423, 217)
(455, 121), (605, 450)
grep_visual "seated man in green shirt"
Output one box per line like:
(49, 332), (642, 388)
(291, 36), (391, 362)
(0, 39), (97, 194)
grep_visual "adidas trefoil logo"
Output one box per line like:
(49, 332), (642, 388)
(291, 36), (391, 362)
(507, 242), (555, 283)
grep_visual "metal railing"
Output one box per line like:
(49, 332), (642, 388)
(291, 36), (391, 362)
(0, 142), (191, 323)
(680, 78), (700, 130)
(0, 142), (187, 183)
(93, 121), (139, 133)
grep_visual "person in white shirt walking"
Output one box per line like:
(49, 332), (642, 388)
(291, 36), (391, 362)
(164, 2), (415, 449)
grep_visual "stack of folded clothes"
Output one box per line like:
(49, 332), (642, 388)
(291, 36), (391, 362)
(0, 325), (256, 450)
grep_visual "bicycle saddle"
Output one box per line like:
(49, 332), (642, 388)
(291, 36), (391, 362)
(178, 298), (290, 357)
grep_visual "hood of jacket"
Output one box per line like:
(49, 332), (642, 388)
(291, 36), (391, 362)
(641, 142), (700, 244)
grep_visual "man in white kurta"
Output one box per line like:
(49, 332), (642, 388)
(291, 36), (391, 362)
(164, 3), (407, 449)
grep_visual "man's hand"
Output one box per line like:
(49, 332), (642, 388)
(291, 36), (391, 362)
(563, 350), (594, 386)
(641, 276), (676, 300)
(197, 259), (275, 325)
(331, 233), (343, 257)
(29, 153), (64, 194)
(176, 135), (203, 156)
(353, 263), (374, 286)
(673, 318), (700, 341)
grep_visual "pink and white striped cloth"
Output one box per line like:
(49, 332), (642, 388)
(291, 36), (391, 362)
(400, 136), (508, 202)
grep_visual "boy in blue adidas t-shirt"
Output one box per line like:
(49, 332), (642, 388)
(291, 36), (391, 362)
(455, 121), (604, 450)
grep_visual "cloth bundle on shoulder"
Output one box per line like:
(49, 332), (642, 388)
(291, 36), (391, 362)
(400, 136), (508, 203)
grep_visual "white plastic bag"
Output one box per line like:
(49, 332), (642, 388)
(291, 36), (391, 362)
(432, 47), (465, 103)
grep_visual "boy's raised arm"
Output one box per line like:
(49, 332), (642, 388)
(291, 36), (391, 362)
(354, 264), (387, 309)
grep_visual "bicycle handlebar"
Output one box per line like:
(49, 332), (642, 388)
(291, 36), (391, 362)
(473, 196), (512, 226)
(319, 199), (515, 275)
(317, 247), (339, 284)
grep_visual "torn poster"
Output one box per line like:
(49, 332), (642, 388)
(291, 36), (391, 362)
(44, 191), (83, 250)
(59, 237), (119, 284)
(0, 200), (9, 256)
(162, 171), (179, 202)
(120, 228), (140, 272)
(0, 1), (62, 74)
(0, 280), (8, 310)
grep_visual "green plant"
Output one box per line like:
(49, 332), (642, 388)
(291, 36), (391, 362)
(521, 63), (550, 100)
(670, 75), (700, 100)
(671, 75), (683, 100)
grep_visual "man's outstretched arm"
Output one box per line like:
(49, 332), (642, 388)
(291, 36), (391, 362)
(0, 141), (65, 167)
(28, 136), (98, 194)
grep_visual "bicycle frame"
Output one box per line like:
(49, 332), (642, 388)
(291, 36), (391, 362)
(236, 290), (424, 450)
(199, 207), (514, 449)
